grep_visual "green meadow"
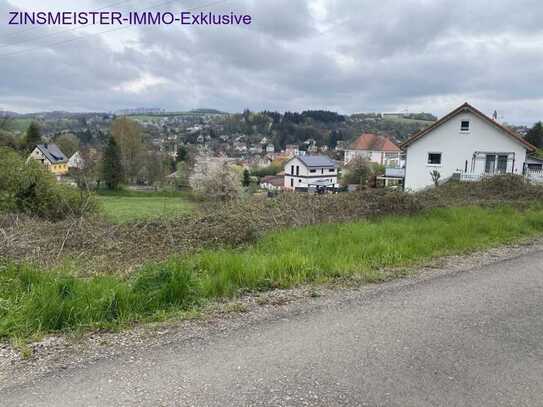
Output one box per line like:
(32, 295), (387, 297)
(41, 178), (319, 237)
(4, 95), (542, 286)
(96, 190), (194, 223)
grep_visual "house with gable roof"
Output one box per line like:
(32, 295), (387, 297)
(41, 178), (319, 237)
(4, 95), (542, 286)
(344, 133), (401, 167)
(27, 143), (69, 176)
(400, 103), (536, 191)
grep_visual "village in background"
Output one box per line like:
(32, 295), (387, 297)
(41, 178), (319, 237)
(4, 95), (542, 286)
(3, 104), (543, 203)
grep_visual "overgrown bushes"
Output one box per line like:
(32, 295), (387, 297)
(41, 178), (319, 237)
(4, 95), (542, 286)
(1, 174), (543, 272)
(0, 147), (97, 220)
(2, 204), (543, 340)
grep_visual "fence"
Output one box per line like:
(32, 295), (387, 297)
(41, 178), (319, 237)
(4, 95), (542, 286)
(457, 170), (543, 183)
(526, 170), (543, 183)
(459, 172), (484, 182)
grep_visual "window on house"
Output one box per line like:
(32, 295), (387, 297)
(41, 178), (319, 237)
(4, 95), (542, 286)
(296, 166), (299, 176)
(290, 178), (293, 187)
(329, 169), (335, 172)
(485, 154), (496, 173)
(497, 155), (508, 173)
(427, 153), (442, 165)
(460, 121), (470, 132)
(291, 165), (294, 175)
(310, 169), (316, 173)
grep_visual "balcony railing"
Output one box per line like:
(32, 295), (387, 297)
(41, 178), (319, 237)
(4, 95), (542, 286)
(456, 170), (543, 183)
(526, 170), (543, 183)
(384, 167), (405, 178)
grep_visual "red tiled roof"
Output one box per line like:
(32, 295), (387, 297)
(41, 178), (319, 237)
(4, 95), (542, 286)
(400, 102), (536, 152)
(350, 133), (400, 152)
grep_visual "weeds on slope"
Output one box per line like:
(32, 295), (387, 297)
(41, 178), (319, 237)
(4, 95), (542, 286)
(2, 204), (543, 341)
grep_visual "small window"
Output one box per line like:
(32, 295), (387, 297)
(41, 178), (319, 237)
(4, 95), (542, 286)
(329, 169), (335, 172)
(427, 153), (442, 165)
(310, 169), (316, 173)
(460, 121), (470, 132)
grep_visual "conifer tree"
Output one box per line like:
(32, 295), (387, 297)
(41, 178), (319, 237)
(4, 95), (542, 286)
(102, 136), (123, 190)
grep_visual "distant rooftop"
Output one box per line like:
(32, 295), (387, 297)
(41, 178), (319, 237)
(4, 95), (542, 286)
(350, 133), (400, 152)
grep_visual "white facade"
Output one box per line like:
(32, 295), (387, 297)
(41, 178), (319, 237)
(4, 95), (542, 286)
(344, 149), (401, 167)
(283, 156), (338, 190)
(28, 146), (49, 166)
(68, 151), (84, 169)
(403, 109), (531, 191)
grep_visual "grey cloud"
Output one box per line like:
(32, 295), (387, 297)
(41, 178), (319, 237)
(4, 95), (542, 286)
(0, 0), (543, 123)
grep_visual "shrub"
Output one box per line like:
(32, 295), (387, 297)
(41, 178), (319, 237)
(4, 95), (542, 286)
(190, 163), (241, 201)
(342, 157), (383, 187)
(251, 163), (281, 178)
(2, 173), (543, 273)
(0, 147), (97, 220)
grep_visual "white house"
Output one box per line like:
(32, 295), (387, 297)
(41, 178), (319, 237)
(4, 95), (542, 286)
(401, 103), (536, 191)
(68, 151), (84, 169)
(284, 155), (338, 191)
(344, 133), (401, 167)
(284, 144), (300, 157)
(260, 175), (284, 191)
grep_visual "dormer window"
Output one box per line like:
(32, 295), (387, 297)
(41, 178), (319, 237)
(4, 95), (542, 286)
(460, 120), (470, 132)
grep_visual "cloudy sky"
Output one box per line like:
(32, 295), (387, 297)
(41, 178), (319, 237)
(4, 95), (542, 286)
(1, 0), (543, 123)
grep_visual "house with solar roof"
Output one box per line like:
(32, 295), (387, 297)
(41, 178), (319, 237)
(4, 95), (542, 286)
(27, 143), (69, 176)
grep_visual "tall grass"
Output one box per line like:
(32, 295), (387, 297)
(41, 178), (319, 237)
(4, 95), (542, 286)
(2, 205), (543, 340)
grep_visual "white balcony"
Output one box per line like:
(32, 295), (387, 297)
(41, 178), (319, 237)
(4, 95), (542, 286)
(384, 167), (405, 178)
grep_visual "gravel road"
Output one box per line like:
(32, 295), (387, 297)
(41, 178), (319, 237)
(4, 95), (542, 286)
(2, 246), (543, 406)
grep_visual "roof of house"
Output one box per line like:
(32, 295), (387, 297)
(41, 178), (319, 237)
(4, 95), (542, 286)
(400, 102), (536, 152)
(261, 175), (284, 187)
(36, 143), (67, 164)
(350, 133), (400, 152)
(289, 155), (337, 168)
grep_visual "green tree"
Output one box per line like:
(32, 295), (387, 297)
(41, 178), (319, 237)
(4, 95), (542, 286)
(0, 147), (96, 219)
(341, 157), (373, 186)
(526, 122), (543, 149)
(328, 130), (338, 149)
(242, 169), (251, 187)
(55, 133), (80, 157)
(102, 136), (123, 190)
(24, 121), (42, 152)
(176, 145), (188, 162)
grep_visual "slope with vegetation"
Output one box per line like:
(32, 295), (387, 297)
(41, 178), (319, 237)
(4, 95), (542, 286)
(2, 175), (543, 341)
(2, 203), (543, 341)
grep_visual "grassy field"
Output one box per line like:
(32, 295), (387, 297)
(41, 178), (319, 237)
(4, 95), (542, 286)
(2, 204), (543, 341)
(382, 116), (435, 126)
(96, 191), (194, 223)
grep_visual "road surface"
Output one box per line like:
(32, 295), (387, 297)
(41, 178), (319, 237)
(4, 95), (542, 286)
(3, 251), (543, 406)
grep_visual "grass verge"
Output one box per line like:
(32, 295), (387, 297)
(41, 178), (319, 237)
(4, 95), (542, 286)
(2, 204), (543, 341)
